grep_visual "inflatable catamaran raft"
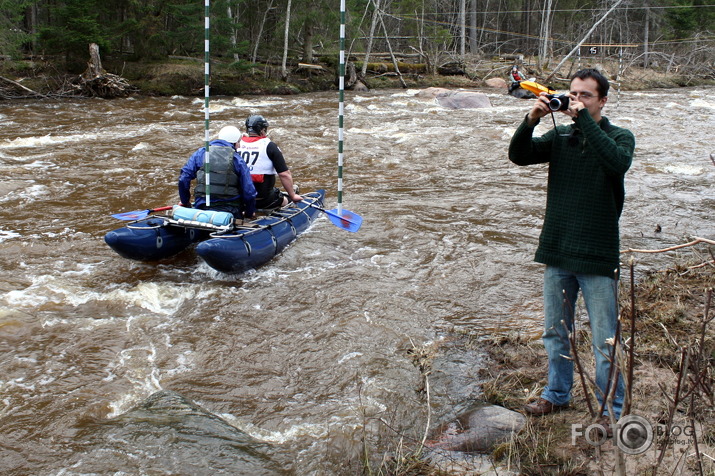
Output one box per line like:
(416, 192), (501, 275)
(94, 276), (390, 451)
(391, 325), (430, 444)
(105, 190), (333, 274)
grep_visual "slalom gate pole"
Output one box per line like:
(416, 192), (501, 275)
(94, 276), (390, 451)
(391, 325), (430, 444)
(204, 0), (211, 206)
(337, 0), (346, 216)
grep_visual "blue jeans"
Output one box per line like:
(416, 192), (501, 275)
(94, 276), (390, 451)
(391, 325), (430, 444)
(541, 266), (624, 418)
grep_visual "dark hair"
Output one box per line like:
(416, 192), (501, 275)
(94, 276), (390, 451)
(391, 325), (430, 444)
(571, 68), (610, 97)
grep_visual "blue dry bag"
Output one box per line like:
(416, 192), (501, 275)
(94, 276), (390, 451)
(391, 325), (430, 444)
(172, 206), (234, 227)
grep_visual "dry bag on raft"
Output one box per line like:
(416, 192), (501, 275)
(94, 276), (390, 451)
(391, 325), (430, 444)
(172, 205), (234, 227)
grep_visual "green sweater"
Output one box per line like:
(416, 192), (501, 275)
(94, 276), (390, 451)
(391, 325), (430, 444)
(508, 109), (635, 278)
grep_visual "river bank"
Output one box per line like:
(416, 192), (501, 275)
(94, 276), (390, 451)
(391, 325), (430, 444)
(1, 55), (713, 98)
(409, 250), (714, 475)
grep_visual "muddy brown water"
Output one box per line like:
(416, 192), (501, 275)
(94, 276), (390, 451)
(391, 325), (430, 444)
(0, 88), (713, 474)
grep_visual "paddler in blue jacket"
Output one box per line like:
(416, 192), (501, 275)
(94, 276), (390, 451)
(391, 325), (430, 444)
(178, 126), (257, 219)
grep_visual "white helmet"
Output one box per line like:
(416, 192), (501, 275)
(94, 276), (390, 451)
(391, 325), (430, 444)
(218, 126), (242, 143)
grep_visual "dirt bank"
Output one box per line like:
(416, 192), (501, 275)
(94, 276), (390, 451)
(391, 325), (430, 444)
(1, 55), (713, 99)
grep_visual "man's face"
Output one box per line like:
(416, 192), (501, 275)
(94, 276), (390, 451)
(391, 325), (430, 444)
(570, 77), (608, 121)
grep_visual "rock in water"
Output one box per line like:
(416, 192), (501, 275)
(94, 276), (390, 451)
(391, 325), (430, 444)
(435, 91), (492, 109)
(67, 390), (288, 475)
(509, 81), (536, 99)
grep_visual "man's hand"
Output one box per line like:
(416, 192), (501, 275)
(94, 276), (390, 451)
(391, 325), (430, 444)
(526, 93), (553, 126)
(563, 94), (586, 118)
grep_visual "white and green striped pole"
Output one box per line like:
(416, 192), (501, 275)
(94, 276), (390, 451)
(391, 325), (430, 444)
(337, 0), (346, 215)
(204, 0), (211, 206)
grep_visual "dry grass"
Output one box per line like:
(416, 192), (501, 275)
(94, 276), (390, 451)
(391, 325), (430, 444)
(358, 252), (714, 475)
(476, 256), (714, 475)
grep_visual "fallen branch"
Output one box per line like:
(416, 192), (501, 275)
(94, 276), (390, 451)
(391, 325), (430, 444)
(297, 62), (326, 72)
(0, 75), (45, 98)
(621, 236), (715, 254)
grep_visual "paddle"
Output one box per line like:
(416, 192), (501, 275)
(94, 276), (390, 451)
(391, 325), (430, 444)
(305, 202), (362, 232)
(111, 206), (173, 221)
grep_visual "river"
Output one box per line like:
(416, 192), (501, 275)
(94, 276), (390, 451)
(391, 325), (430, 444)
(0, 86), (713, 474)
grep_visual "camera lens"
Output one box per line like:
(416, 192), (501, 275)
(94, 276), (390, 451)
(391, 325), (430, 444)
(548, 95), (569, 111)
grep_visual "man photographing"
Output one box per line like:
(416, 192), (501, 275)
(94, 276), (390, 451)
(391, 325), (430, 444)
(508, 69), (636, 431)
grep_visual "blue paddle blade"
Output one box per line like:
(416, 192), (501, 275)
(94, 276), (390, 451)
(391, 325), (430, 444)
(325, 208), (362, 232)
(111, 206), (173, 221)
(111, 209), (151, 220)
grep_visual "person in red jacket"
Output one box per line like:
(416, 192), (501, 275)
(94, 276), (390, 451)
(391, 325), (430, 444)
(510, 65), (525, 82)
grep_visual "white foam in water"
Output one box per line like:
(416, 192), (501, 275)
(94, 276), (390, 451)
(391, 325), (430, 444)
(229, 96), (284, 108)
(0, 229), (21, 242)
(3, 272), (195, 317)
(690, 98), (715, 110)
(0, 183), (49, 204)
(23, 160), (57, 169)
(131, 142), (149, 151)
(219, 414), (333, 444)
(662, 164), (705, 175)
(0, 133), (99, 149)
(105, 282), (195, 315)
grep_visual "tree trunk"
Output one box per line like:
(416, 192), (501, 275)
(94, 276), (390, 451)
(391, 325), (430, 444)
(84, 43), (105, 78)
(282, 0), (292, 81)
(228, 3), (239, 61)
(459, 0), (466, 56)
(539, 0), (554, 67)
(252, 0), (274, 63)
(78, 43), (134, 98)
(361, 0), (381, 77)
(378, 7), (406, 88)
(643, 8), (650, 68)
(469, 0), (477, 53)
(521, 0), (531, 53)
(303, 19), (313, 63)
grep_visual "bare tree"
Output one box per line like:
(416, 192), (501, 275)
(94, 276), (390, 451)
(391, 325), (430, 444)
(252, 0), (275, 63)
(282, 0), (292, 80)
(361, 0), (381, 77)
(459, 0), (466, 56)
(539, 0), (554, 67)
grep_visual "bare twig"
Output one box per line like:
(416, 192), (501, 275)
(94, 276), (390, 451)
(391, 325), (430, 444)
(622, 237), (715, 254)
(564, 319), (596, 417)
(623, 259), (637, 416)
(655, 347), (689, 469)
(689, 392), (705, 476)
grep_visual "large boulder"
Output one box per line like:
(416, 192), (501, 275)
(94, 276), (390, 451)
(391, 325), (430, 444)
(485, 77), (508, 89)
(415, 87), (452, 98)
(436, 90), (492, 109)
(426, 403), (526, 453)
(415, 87), (492, 109)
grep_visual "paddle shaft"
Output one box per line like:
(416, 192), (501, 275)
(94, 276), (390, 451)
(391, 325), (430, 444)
(111, 205), (173, 220)
(305, 202), (360, 226)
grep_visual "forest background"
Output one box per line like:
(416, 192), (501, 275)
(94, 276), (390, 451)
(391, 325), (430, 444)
(0, 1), (714, 95)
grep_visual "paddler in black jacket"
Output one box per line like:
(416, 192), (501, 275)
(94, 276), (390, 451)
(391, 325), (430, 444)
(237, 115), (302, 210)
